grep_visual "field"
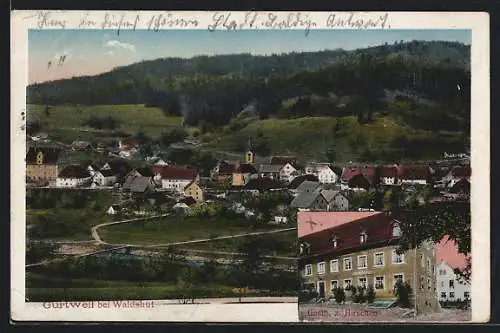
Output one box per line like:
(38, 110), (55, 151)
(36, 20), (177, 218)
(27, 104), (184, 141)
(202, 116), (465, 163)
(99, 216), (291, 246)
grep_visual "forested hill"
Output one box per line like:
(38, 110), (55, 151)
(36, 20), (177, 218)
(27, 40), (470, 128)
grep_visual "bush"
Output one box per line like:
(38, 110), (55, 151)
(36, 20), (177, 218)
(353, 286), (367, 303)
(395, 280), (413, 308)
(366, 285), (376, 303)
(333, 287), (346, 304)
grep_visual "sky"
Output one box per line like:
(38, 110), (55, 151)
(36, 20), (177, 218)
(28, 29), (471, 84)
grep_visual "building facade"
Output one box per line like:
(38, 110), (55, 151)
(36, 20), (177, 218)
(436, 261), (471, 302)
(26, 146), (64, 184)
(298, 211), (439, 314)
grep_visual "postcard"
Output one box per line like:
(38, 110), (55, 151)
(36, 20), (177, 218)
(11, 10), (489, 322)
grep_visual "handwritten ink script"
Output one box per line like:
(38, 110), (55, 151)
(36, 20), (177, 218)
(207, 12), (318, 36)
(25, 11), (392, 35)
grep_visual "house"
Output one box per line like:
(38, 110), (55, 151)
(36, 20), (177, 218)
(321, 190), (349, 212)
(232, 163), (258, 187)
(152, 165), (198, 193)
(436, 235), (471, 303)
(378, 165), (399, 185)
(444, 166), (471, 188)
(290, 191), (329, 211)
(398, 165), (433, 185)
(341, 167), (377, 190)
(26, 146), (64, 184)
(288, 174), (319, 190)
(184, 180), (204, 202)
(212, 161), (237, 179)
(295, 180), (322, 194)
(56, 165), (92, 187)
(91, 168), (118, 186)
(270, 156), (300, 183)
(304, 162), (332, 176)
(298, 211), (439, 313)
(134, 167), (154, 177)
(271, 216), (288, 225)
(153, 158), (169, 166)
(257, 164), (282, 180)
(317, 165), (341, 184)
(101, 159), (133, 183)
(107, 205), (121, 215)
(122, 174), (155, 196)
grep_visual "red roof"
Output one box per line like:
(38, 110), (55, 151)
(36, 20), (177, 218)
(153, 165), (197, 180)
(378, 165), (398, 178)
(298, 211), (384, 238)
(341, 167), (377, 184)
(436, 235), (469, 270)
(398, 165), (431, 180)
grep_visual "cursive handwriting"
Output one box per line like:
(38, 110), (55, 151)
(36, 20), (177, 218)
(261, 13), (317, 36)
(146, 12), (199, 32)
(101, 13), (140, 36)
(326, 12), (390, 29)
(29, 11), (67, 29)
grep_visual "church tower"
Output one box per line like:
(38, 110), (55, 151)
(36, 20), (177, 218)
(245, 137), (255, 164)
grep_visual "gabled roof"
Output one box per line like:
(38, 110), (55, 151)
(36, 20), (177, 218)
(135, 167), (154, 177)
(378, 165), (399, 178)
(258, 164), (283, 173)
(398, 165), (431, 180)
(58, 165), (91, 178)
(218, 161), (236, 176)
(178, 196), (197, 206)
(102, 158), (133, 176)
(235, 163), (258, 174)
(99, 168), (116, 177)
(341, 167), (377, 184)
(320, 190), (341, 203)
(296, 180), (321, 193)
(122, 175), (154, 193)
(153, 165), (198, 180)
(184, 179), (198, 190)
(26, 146), (63, 164)
(288, 174), (319, 189)
(298, 211), (384, 238)
(290, 191), (325, 209)
(436, 235), (469, 270)
(270, 156), (297, 166)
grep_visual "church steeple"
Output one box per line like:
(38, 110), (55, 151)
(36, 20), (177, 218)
(245, 137), (255, 164)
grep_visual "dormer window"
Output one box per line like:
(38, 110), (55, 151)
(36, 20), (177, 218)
(360, 230), (367, 244)
(329, 234), (338, 248)
(392, 222), (402, 237)
(299, 242), (311, 255)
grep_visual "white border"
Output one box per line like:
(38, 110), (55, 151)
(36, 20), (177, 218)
(11, 10), (490, 322)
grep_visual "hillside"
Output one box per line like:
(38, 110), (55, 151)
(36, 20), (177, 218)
(26, 40), (471, 162)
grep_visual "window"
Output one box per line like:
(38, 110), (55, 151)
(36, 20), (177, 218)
(343, 257), (352, 271)
(317, 262), (325, 275)
(439, 269), (447, 275)
(427, 258), (431, 272)
(330, 259), (339, 272)
(374, 252), (385, 267)
(440, 281), (445, 288)
(304, 264), (312, 276)
(441, 292), (447, 298)
(360, 231), (367, 244)
(394, 274), (404, 285)
(357, 255), (368, 269)
(375, 276), (385, 290)
(331, 280), (338, 290)
(427, 278), (431, 290)
(464, 292), (470, 299)
(449, 292), (455, 298)
(421, 255), (425, 268)
(449, 280), (454, 288)
(330, 235), (338, 248)
(392, 223), (402, 237)
(392, 250), (405, 264)
(358, 277), (367, 288)
(344, 279), (352, 290)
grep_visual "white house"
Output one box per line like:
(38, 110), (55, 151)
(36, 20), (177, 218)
(56, 165), (92, 188)
(107, 205), (121, 215)
(92, 168), (118, 186)
(436, 260), (470, 302)
(279, 163), (299, 183)
(317, 166), (340, 184)
(154, 166), (198, 193)
(378, 165), (399, 185)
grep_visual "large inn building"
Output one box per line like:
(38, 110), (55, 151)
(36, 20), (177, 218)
(298, 211), (440, 313)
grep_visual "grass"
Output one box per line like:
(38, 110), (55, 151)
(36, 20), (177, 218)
(99, 216), (286, 245)
(27, 104), (184, 140)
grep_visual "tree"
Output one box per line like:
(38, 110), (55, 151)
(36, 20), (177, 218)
(394, 280), (413, 308)
(333, 287), (346, 304)
(325, 146), (337, 162)
(366, 285), (376, 303)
